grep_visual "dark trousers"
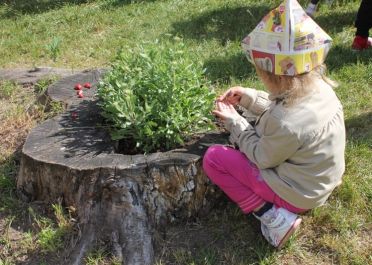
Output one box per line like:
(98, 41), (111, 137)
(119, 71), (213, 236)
(355, 0), (372, 37)
(310, 0), (320, 4)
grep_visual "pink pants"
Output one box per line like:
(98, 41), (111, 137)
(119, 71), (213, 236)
(203, 145), (305, 214)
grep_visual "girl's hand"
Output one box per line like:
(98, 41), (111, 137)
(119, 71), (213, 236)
(217, 86), (246, 105)
(217, 86), (258, 107)
(213, 100), (241, 122)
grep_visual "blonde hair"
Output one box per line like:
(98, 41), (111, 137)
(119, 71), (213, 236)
(256, 64), (338, 106)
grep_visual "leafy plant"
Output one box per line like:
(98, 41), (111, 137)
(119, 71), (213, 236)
(97, 39), (216, 153)
(28, 203), (73, 253)
(0, 80), (17, 100)
(34, 76), (58, 95)
(37, 226), (64, 252)
(46, 37), (62, 62)
(85, 247), (121, 265)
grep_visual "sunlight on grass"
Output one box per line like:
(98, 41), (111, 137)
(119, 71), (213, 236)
(0, 80), (17, 99)
(28, 203), (74, 253)
(85, 247), (121, 265)
(37, 226), (65, 253)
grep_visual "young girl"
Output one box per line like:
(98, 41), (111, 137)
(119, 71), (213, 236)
(203, 0), (346, 248)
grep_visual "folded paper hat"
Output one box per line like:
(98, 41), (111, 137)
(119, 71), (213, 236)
(241, 0), (332, 76)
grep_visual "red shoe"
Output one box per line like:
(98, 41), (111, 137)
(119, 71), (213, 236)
(352, 35), (372, 51)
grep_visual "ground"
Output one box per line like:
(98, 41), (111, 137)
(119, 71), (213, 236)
(1, 0), (371, 264)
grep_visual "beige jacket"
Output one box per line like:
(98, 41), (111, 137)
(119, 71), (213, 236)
(227, 85), (346, 209)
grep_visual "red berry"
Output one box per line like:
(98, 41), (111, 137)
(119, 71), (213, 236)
(83, 82), (92, 89)
(74, 83), (83, 90)
(77, 90), (84, 98)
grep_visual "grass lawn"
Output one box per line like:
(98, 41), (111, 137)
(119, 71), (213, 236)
(0, 0), (371, 264)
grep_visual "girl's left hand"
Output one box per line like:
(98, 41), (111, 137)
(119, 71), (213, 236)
(213, 100), (241, 122)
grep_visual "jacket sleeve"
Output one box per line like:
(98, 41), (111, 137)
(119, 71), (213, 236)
(240, 90), (271, 115)
(230, 113), (300, 169)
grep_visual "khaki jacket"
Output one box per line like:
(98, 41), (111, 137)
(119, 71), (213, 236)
(227, 85), (346, 209)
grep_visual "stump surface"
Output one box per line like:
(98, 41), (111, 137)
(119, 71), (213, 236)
(16, 69), (229, 265)
(0, 66), (79, 85)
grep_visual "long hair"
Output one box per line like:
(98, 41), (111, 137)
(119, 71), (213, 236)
(255, 64), (338, 106)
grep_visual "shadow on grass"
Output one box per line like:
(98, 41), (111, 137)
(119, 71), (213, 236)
(345, 111), (372, 142)
(169, 4), (266, 84)
(315, 9), (357, 35)
(326, 44), (372, 71)
(101, 0), (157, 8)
(171, 1), (359, 45)
(156, 200), (276, 265)
(202, 44), (372, 84)
(0, 0), (89, 18)
(171, 3), (362, 83)
(204, 52), (256, 84)
(171, 4), (271, 45)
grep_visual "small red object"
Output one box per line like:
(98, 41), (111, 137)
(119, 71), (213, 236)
(77, 90), (84, 98)
(71, 112), (78, 119)
(83, 82), (92, 89)
(74, 83), (83, 90)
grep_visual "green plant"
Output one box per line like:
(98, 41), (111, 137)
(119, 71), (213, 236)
(37, 226), (64, 252)
(46, 37), (62, 62)
(47, 101), (64, 117)
(0, 81), (17, 100)
(0, 159), (16, 191)
(0, 258), (13, 265)
(28, 203), (72, 253)
(85, 248), (108, 265)
(84, 246), (122, 265)
(34, 76), (58, 95)
(97, 39), (216, 153)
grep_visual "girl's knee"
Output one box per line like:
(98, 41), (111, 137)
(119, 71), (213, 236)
(202, 144), (232, 177)
(203, 145), (225, 166)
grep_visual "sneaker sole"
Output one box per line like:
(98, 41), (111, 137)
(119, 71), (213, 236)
(277, 217), (302, 249)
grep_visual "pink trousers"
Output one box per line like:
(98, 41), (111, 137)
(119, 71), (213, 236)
(202, 145), (305, 214)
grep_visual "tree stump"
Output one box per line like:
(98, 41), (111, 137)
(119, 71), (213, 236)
(0, 66), (78, 85)
(16, 69), (229, 265)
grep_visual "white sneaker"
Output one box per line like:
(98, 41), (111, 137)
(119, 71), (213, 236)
(254, 206), (302, 248)
(305, 4), (317, 17)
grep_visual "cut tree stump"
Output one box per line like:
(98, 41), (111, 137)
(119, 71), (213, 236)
(0, 66), (79, 85)
(16, 69), (229, 265)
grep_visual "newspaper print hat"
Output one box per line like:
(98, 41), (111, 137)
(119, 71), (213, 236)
(241, 0), (332, 76)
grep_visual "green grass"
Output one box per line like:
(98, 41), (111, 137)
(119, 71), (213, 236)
(0, 80), (17, 99)
(84, 247), (121, 265)
(0, 0), (371, 264)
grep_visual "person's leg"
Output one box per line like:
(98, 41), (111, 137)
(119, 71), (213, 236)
(352, 0), (372, 50)
(202, 145), (266, 214)
(306, 0), (321, 16)
(355, 0), (372, 38)
(202, 145), (304, 248)
(202, 145), (305, 214)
